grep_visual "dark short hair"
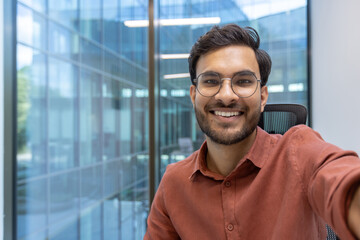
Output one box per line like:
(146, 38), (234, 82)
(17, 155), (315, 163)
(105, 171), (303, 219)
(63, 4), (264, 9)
(188, 24), (272, 86)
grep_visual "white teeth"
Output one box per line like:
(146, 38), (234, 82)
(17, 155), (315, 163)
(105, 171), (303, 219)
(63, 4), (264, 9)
(214, 111), (240, 117)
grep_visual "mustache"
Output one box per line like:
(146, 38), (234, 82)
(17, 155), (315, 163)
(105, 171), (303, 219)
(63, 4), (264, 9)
(204, 101), (246, 111)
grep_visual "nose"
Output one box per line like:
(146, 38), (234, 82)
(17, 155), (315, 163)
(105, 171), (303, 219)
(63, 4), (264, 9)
(214, 78), (239, 105)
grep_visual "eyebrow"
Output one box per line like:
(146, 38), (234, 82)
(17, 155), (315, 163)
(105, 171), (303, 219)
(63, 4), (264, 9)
(200, 70), (257, 77)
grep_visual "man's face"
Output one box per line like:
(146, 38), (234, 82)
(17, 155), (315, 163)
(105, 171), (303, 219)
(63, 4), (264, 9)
(190, 45), (268, 145)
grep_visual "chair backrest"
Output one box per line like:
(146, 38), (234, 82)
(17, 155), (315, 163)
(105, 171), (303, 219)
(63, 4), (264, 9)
(258, 104), (340, 239)
(258, 104), (307, 134)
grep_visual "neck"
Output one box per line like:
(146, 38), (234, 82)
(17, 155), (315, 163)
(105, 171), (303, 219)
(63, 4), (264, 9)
(206, 129), (257, 177)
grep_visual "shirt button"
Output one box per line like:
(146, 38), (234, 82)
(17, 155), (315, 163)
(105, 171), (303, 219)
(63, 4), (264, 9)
(227, 224), (234, 231)
(225, 181), (231, 187)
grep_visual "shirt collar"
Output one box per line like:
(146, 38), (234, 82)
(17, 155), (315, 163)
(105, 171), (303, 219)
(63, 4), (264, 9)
(189, 126), (272, 181)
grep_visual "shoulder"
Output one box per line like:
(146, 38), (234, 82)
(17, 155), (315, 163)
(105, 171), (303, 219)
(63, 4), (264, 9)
(279, 124), (325, 147)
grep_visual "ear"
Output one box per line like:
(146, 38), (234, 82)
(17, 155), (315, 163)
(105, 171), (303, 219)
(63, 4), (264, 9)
(190, 85), (196, 107)
(260, 86), (268, 112)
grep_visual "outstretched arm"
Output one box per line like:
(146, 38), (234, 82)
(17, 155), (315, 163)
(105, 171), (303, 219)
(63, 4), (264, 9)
(348, 185), (360, 238)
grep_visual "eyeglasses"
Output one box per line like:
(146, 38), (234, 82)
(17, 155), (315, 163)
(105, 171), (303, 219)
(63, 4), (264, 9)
(193, 71), (261, 98)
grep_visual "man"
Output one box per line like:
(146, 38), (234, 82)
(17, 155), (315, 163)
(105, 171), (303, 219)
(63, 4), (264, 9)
(144, 24), (360, 239)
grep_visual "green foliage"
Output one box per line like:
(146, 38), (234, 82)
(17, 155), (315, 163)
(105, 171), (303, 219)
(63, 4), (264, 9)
(17, 66), (31, 153)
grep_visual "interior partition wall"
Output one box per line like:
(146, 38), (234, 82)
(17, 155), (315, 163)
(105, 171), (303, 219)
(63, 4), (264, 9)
(4, 0), (308, 239)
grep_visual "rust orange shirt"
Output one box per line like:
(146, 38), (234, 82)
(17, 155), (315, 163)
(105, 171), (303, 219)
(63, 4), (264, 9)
(144, 125), (360, 239)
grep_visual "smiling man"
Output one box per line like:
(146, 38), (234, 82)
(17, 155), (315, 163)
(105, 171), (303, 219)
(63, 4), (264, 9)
(144, 24), (360, 239)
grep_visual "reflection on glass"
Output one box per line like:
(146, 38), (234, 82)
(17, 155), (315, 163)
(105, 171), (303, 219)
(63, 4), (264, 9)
(120, 85), (132, 156)
(48, 0), (79, 30)
(80, 38), (101, 70)
(81, 166), (102, 207)
(19, 0), (46, 13)
(49, 215), (79, 240)
(103, 0), (120, 52)
(17, 179), (47, 239)
(16, 44), (47, 180)
(48, 58), (77, 172)
(80, 204), (102, 240)
(80, 0), (101, 43)
(79, 70), (101, 166)
(50, 171), (79, 224)
(104, 161), (120, 197)
(49, 22), (79, 61)
(103, 78), (120, 160)
(103, 196), (120, 239)
(17, 4), (46, 50)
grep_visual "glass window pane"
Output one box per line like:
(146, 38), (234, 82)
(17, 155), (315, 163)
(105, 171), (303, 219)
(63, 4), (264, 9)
(104, 161), (120, 197)
(103, 78), (120, 160)
(50, 171), (79, 224)
(48, 58), (77, 172)
(103, 0), (120, 52)
(79, 0), (101, 43)
(48, 0), (78, 30)
(17, 4), (46, 50)
(19, 0), (46, 13)
(120, 85), (132, 156)
(80, 204), (102, 240)
(16, 44), (47, 180)
(81, 166), (102, 207)
(49, 216), (79, 240)
(80, 38), (102, 70)
(17, 179), (47, 239)
(79, 70), (101, 166)
(103, 196), (120, 239)
(49, 22), (80, 61)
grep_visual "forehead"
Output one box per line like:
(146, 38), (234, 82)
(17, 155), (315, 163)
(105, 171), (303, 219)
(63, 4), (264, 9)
(196, 45), (260, 77)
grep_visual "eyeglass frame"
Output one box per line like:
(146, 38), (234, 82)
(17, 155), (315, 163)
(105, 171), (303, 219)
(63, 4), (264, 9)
(192, 71), (262, 98)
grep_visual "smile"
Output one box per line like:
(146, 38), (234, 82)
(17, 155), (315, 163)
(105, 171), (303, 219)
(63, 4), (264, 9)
(214, 111), (241, 117)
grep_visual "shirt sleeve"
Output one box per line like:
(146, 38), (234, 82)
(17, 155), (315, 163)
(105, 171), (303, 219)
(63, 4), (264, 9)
(289, 126), (360, 239)
(144, 179), (180, 240)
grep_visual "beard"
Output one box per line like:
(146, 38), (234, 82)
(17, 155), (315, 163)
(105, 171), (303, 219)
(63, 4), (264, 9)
(194, 102), (261, 145)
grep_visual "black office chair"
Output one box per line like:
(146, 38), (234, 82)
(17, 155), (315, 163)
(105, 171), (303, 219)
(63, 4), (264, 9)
(258, 104), (307, 134)
(258, 104), (340, 240)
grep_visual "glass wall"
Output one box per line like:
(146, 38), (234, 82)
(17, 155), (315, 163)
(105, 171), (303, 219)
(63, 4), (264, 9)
(16, 0), (148, 239)
(156, 0), (308, 173)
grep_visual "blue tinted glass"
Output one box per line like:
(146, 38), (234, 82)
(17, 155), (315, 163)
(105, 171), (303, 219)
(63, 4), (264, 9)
(17, 4), (46, 50)
(80, 38), (102, 70)
(49, 215), (79, 240)
(103, 196), (120, 239)
(48, 58), (77, 172)
(17, 179), (47, 239)
(80, 204), (102, 240)
(49, 22), (80, 61)
(103, 0), (120, 52)
(48, 0), (79, 30)
(81, 166), (102, 207)
(19, 0), (46, 13)
(103, 78), (120, 160)
(120, 85), (132, 156)
(80, 0), (101, 43)
(16, 44), (47, 180)
(104, 161), (120, 197)
(50, 171), (79, 224)
(79, 70), (101, 166)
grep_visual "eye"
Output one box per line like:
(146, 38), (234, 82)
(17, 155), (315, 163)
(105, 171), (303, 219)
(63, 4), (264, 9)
(233, 75), (256, 87)
(199, 74), (220, 86)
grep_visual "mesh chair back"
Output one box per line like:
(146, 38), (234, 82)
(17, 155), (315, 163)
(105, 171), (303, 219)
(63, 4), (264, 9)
(258, 104), (307, 134)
